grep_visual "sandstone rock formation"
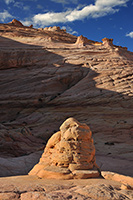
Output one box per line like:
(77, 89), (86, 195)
(102, 37), (113, 47)
(44, 26), (66, 32)
(75, 35), (93, 46)
(49, 26), (61, 31)
(29, 24), (33, 28)
(8, 19), (24, 27)
(102, 171), (133, 188)
(0, 175), (133, 200)
(102, 38), (128, 51)
(75, 35), (102, 47)
(0, 22), (133, 177)
(29, 118), (100, 179)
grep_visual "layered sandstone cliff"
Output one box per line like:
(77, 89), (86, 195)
(0, 21), (133, 177)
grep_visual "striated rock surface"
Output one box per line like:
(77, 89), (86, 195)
(0, 22), (133, 176)
(102, 171), (133, 188)
(0, 175), (133, 200)
(29, 118), (100, 179)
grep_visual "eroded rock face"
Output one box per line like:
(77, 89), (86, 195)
(29, 118), (100, 179)
(9, 19), (24, 27)
(0, 22), (133, 177)
(102, 37), (113, 47)
(44, 26), (66, 32)
(75, 35), (93, 46)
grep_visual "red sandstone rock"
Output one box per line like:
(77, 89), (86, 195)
(9, 19), (24, 27)
(21, 192), (47, 200)
(0, 22), (133, 177)
(102, 171), (133, 187)
(75, 35), (93, 46)
(0, 175), (132, 200)
(0, 193), (19, 200)
(0, 22), (132, 199)
(29, 118), (100, 179)
(102, 37), (113, 47)
(29, 24), (33, 28)
(44, 26), (61, 31)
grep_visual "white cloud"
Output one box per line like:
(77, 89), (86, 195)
(51, 0), (69, 4)
(0, 10), (13, 22)
(23, 6), (30, 11)
(21, 20), (32, 26)
(95, 0), (129, 7)
(14, 2), (23, 8)
(37, 4), (43, 9)
(126, 31), (133, 38)
(51, 0), (78, 4)
(13, 2), (30, 11)
(4, 0), (14, 5)
(33, 11), (69, 26)
(24, 0), (129, 27)
(61, 25), (78, 35)
(65, 4), (118, 22)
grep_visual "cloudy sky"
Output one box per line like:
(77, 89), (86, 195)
(0, 0), (133, 51)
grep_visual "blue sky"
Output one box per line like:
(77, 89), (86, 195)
(0, 0), (133, 51)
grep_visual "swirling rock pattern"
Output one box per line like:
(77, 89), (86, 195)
(0, 22), (133, 177)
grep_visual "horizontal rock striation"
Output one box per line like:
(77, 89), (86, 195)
(0, 22), (133, 176)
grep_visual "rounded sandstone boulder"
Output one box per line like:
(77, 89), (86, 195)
(29, 118), (100, 179)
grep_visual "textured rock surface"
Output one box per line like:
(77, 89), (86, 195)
(8, 19), (24, 27)
(102, 171), (133, 187)
(75, 35), (102, 47)
(29, 118), (100, 179)
(0, 151), (42, 177)
(0, 175), (133, 200)
(102, 37), (113, 47)
(0, 22), (133, 176)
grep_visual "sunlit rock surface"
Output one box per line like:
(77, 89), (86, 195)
(0, 175), (133, 200)
(29, 118), (100, 179)
(0, 22), (133, 177)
